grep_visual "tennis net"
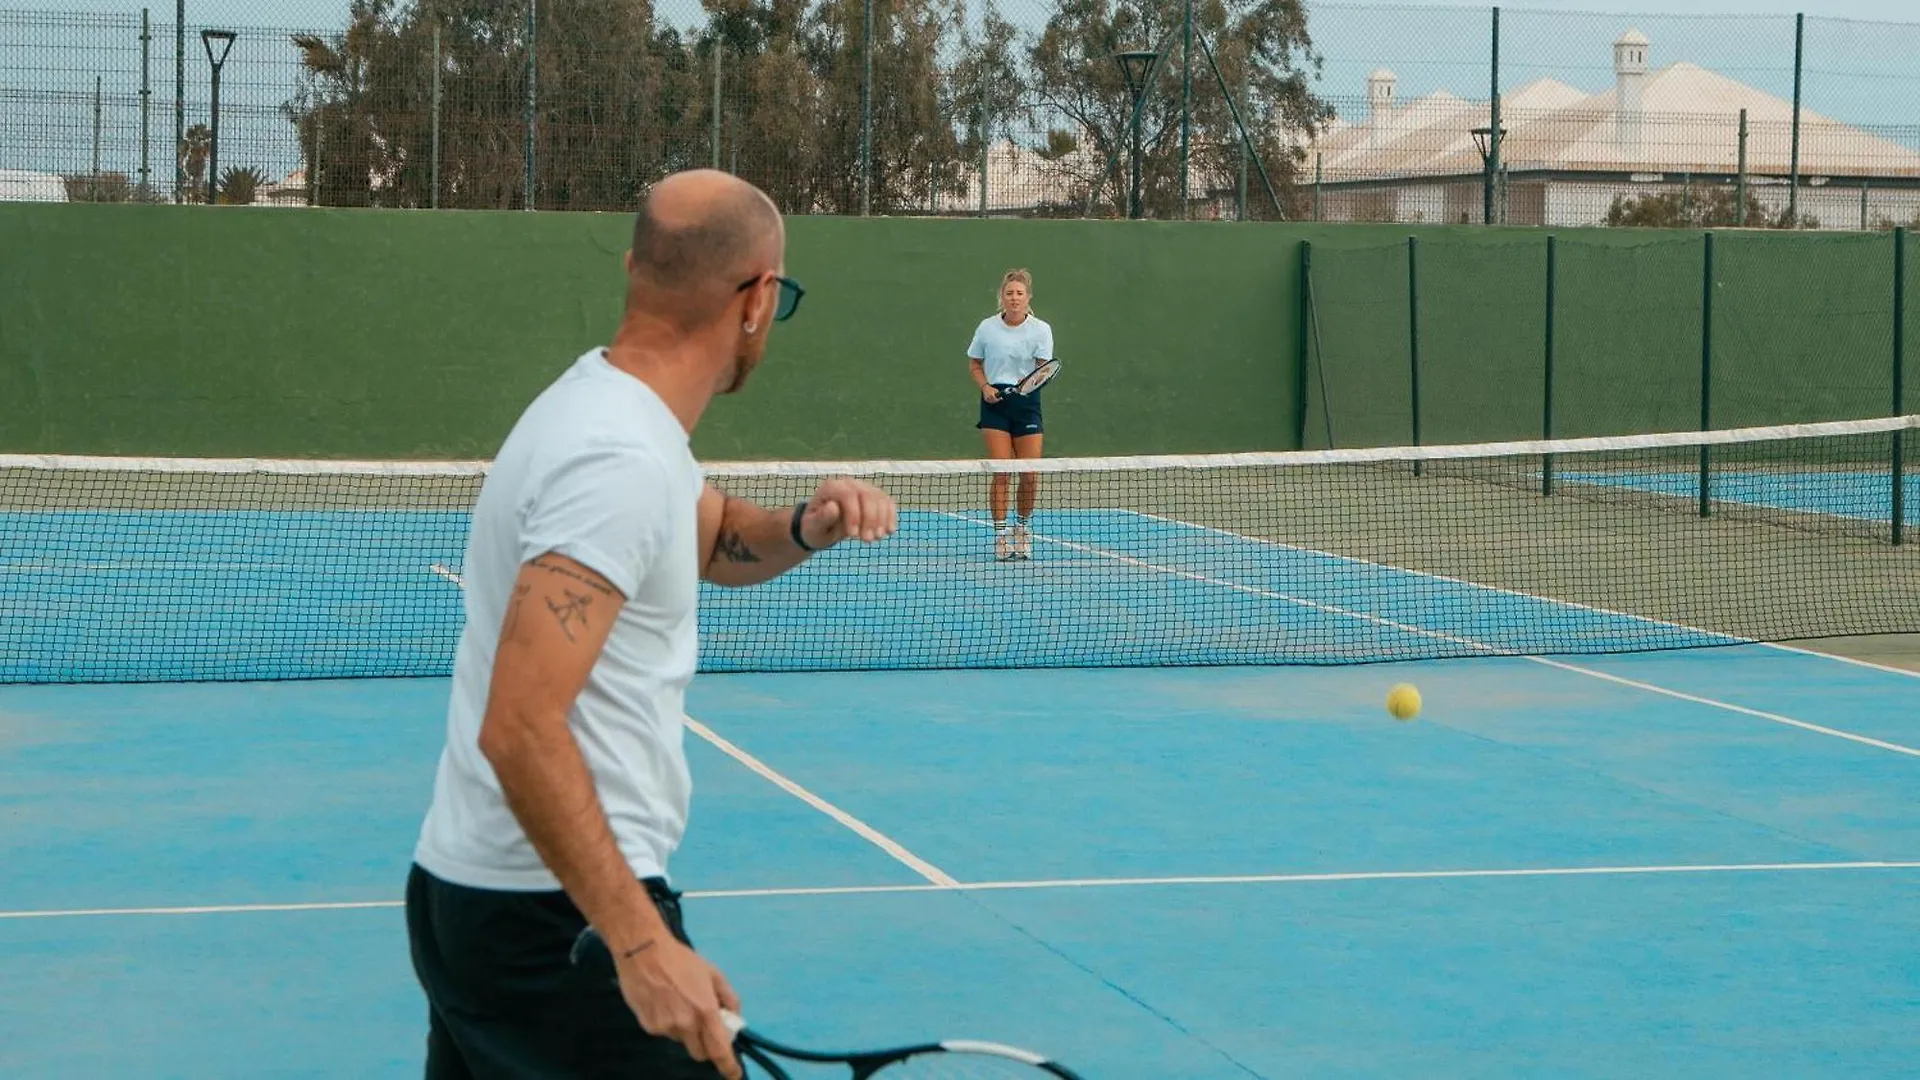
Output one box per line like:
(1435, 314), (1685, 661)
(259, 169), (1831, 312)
(5, 416), (1920, 684)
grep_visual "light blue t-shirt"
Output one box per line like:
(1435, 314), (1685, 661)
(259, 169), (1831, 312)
(967, 313), (1054, 387)
(416, 348), (705, 890)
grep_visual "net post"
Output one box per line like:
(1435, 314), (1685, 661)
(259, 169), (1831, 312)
(1543, 234), (1556, 496)
(1896, 226), (1908, 546)
(1296, 240), (1312, 449)
(1699, 231), (1715, 518)
(1408, 235), (1422, 476)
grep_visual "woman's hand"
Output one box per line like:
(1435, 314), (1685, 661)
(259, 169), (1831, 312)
(981, 384), (1003, 404)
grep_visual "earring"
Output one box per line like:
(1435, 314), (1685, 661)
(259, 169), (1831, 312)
(743, 322), (758, 335)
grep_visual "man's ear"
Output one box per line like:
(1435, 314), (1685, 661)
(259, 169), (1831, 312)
(624, 249), (637, 275)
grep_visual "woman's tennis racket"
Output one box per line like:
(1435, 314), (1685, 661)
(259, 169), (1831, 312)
(569, 927), (1086, 1079)
(1003, 358), (1060, 398)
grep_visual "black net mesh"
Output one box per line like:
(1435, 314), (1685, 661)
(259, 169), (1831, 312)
(6, 418), (1920, 685)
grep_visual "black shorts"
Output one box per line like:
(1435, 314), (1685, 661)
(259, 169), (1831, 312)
(977, 387), (1043, 436)
(406, 863), (722, 1080)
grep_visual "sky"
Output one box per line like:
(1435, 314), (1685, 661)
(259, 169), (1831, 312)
(3, 0), (1918, 31)
(3, 0), (1916, 183)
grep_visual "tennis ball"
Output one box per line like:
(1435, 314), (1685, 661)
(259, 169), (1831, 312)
(1386, 683), (1422, 722)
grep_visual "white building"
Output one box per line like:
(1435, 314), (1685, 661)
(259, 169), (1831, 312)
(0, 169), (69, 203)
(1306, 29), (1920, 229)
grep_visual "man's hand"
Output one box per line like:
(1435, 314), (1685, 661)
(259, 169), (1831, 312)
(798, 478), (899, 549)
(615, 935), (744, 1080)
(981, 384), (1003, 404)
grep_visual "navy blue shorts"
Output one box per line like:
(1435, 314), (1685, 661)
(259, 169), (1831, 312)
(977, 387), (1043, 436)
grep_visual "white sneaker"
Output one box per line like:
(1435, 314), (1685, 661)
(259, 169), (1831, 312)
(995, 530), (1016, 561)
(1011, 524), (1032, 560)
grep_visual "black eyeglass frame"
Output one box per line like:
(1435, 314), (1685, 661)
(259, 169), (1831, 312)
(737, 274), (805, 321)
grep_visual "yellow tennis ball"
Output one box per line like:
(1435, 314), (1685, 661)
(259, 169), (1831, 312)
(1386, 683), (1422, 721)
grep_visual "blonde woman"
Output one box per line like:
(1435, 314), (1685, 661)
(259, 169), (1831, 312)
(967, 268), (1054, 561)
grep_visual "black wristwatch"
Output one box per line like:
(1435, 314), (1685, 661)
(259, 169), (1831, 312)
(790, 502), (818, 552)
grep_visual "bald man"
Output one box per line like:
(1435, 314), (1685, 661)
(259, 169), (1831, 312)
(407, 171), (897, 1079)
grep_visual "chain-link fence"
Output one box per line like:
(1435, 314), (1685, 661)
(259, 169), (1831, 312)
(3, 1), (1918, 227)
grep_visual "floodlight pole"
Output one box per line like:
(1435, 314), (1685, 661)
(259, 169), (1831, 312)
(201, 29), (235, 205)
(1115, 49), (1159, 219)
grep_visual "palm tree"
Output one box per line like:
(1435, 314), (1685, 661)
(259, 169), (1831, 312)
(219, 166), (269, 205)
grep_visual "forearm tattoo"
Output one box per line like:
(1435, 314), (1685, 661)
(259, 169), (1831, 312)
(712, 495), (763, 564)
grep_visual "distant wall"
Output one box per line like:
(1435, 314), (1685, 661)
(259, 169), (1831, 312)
(3, 204), (1911, 462)
(0, 204), (1297, 460)
(1302, 226), (1917, 450)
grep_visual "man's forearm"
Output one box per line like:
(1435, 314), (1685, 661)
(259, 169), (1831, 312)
(704, 495), (811, 587)
(481, 708), (669, 957)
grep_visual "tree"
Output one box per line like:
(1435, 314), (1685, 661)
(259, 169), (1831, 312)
(179, 124), (212, 202)
(1023, 0), (1331, 219)
(1606, 187), (1815, 230)
(702, 0), (980, 215)
(287, 0), (704, 211)
(796, 0), (970, 215)
(63, 171), (133, 203)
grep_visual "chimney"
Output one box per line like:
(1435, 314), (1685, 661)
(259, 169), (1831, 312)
(1366, 68), (1397, 150)
(1614, 29), (1649, 156)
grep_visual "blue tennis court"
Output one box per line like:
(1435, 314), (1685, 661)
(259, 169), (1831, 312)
(1560, 468), (1918, 523)
(3, 496), (1918, 1076)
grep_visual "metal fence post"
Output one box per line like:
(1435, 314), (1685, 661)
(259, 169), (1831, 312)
(1297, 240), (1312, 448)
(1485, 5), (1501, 225)
(141, 9), (152, 196)
(1543, 234), (1557, 495)
(523, 0), (536, 211)
(1896, 227), (1908, 545)
(1789, 13), (1803, 226)
(1408, 235), (1423, 475)
(431, 19), (441, 209)
(860, 0), (872, 215)
(1179, 0), (1191, 218)
(91, 76), (103, 197)
(711, 42), (723, 171)
(173, 0), (183, 203)
(1700, 231), (1715, 517)
(1736, 109), (1748, 226)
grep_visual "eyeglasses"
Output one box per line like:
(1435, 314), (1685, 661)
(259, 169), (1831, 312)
(737, 274), (805, 322)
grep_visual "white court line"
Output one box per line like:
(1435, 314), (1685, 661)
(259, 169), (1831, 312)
(428, 563), (464, 587)
(1125, 508), (1920, 682)
(6, 861), (1915, 920)
(1528, 657), (1920, 758)
(685, 718), (959, 888)
(943, 513), (1920, 758)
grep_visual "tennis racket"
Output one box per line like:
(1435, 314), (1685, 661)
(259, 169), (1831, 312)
(569, 926), (1086, 1079)
(1002, 358), (1060, 398)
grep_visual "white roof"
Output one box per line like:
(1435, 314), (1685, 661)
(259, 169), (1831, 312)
(1310, 62), (1920, 180)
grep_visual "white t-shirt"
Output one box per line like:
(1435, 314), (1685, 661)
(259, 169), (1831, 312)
(967, 313), (1054, 387)
(415, 348), (704, 891)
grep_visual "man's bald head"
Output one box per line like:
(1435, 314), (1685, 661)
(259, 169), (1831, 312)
(627, 170), (784, 330)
